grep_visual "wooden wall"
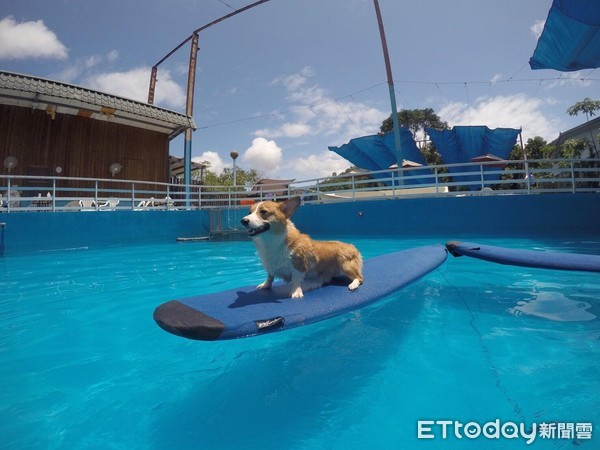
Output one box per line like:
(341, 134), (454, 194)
(0, 104), (170, 192)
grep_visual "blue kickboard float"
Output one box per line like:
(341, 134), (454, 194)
(446, 241), (600, 273)
(154, 244), (448, 340)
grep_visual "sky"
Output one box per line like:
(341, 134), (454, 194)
(0, 0), (597, 181)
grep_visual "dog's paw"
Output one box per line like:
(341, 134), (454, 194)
(348, 279), (361, 292)
(290, 287), (304, 299)
(257, 282), (272, 290)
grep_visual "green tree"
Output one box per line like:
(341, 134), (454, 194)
(318, 167), (382, 192)
(559, 139), (586, 160)
(191, 160), (211, 183)
(380, 108), (448, 166)
(567, 97), (600, 120)
(421, 141), (445, 166)
(567, 97), (600, 157)
(200, 166), (262, 188)
(501, 137), (554, 189)
(380, 108), (449, 137)
(523, 136), (554, 160)
(501, 137), (589, 189)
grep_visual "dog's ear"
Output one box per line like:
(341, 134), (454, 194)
(279, 196), (301, 218)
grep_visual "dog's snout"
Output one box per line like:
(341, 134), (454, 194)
(241, 217), (249, 226)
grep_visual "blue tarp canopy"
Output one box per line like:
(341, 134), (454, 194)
(328, 130), (433, 185)
(529, 0), (600, 71)
(426, 126), (520, 190)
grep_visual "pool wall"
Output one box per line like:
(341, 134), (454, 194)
(293, 193), (600, 237)
(1, 210), (209, 254)
(1, 193), (599, 254)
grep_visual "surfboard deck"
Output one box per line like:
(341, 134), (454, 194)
(154, 244), (448, 340)
(446, 241), (600, 273)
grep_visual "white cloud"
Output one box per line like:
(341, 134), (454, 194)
(287, 84), (328, 105)
(53, 64), (83, 84)
(280, 122), (311, 138)
(530, 19), (545, 39)
(106, 50), (119, 62)
(0, 16), (68, 60)
(286, 151), (349, 179)
(255, 122), (311, 139)
(53, 50), (120, 83)
(242, 137), (282, 175)
(85, 54), (101, 69)
(271, 65), (314, 91)
(84, 67), (186, 110)
(542, 71), (593, 89)
(85, 68), (148, 100)
(258, 66), (387, 144)
(437, 94), (562, 142)
(83, 51), (117, 69)
(193, 151), (226, 174)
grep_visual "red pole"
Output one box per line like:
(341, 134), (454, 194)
(148, 0), (271, 103)
(148, 66), (158, 104)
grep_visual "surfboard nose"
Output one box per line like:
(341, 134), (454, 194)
(154, 301), (225, 341)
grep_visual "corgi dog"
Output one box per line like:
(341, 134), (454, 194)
(241, 196), (363, 299)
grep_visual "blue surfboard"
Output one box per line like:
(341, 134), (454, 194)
(154, 244), (448, 340)
(446, 241), (600, 273)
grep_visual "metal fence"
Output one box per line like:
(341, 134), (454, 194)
(1, 158), (598, 213)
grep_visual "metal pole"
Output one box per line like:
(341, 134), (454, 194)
(373, 0), (403, 185)
(148, 0), (270, 98)
(147, 0), (270, 205)
(519, 127), (525, 160)
(233, 159), (237, 187)
(230, 151), (239, 188)
(148, 66), (158, 104)
(192, 0), (270, 35)
(184, 33), (199, 207)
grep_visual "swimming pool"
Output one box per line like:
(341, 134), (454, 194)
(1, 236), (599, 449)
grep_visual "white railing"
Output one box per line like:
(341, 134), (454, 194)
(0, 158), (598, 213)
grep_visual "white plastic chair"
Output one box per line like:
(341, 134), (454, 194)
(79, 199), (97, 211)
(98, 199), (120, 210)
(134, 200), (149, 210)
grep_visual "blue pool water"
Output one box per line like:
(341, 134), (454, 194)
(1, 237), (599, 449)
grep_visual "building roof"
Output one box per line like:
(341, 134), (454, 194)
(0, 70), (196, 139)
(249, 178), (296, 197)
(169, 155), (207, 178)
(553, 116), (600, 146)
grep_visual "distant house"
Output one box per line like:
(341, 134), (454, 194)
(552, 116), (600, 159)
(249, 179), (295, 199)
(0, 71), (195, 194)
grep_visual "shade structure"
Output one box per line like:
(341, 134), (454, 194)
(426, 126), (519, 190)
(329, 130), (433, 185)
(529, 0), (600, 71)
(170, 155), (207, 178)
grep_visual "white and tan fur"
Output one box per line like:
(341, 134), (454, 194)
(241, 196), (363, 299)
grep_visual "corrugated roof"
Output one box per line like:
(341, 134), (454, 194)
(169, 155), (207, 177)
(0, 71), (196, 138)
(553, 116), (600, 145)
